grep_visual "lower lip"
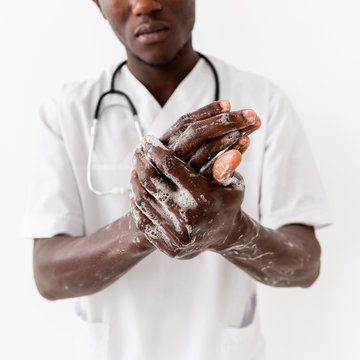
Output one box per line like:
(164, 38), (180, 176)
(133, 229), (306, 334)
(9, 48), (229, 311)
(136, 29), (169, 44)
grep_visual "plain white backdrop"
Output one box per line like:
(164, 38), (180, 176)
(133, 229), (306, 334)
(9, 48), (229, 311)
(1, 0), (359, 359)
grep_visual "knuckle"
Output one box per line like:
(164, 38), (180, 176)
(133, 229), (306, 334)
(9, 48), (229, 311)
(178, 113), (192, 123)
(217, 113), (232, 125)
(165, 159), (175, 171)
(142, 178), (151, 188)
(138, 170), (151, 187)
(161, 155), (175, 171)
(134, 190), (146, 206)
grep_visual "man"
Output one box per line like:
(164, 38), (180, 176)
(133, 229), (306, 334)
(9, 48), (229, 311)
(21, 0), (330, 359)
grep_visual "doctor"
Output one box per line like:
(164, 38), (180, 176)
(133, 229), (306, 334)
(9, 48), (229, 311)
(22, 0), (331, 359)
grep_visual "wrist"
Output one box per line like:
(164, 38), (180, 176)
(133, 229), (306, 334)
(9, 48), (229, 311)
(105, 214), (155, 256)
(212, 211), (262, 256)
(126, 212), (155, 252)
(210, 210), (245, 253)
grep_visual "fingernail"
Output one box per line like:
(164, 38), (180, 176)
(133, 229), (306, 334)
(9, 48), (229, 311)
(219, 100), (231, 112)
(242, 109), (257, 124)
(239, 136), (249, 146)
(142, 135), (155, 153)
(213, 150), (242, 180)
(142, 135), (148, 145)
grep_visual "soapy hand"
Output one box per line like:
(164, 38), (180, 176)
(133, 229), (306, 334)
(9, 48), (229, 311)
(130, 101), (261, 258)
(161, 100), (260, 181)
(131, 135), (246, 258)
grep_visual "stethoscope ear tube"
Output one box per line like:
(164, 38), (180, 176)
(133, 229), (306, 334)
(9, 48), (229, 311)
(196, 52), (220, 102)
(94, 90), (138, 120)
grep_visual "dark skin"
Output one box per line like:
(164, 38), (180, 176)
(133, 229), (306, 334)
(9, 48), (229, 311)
(34, 0), (321, 300)
(131, 135), (320, 286)
(34, 102), (257, 299)
(93, 0), (199, 106)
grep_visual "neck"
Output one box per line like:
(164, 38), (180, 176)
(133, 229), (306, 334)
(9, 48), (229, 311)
(126, 41), (199, 107)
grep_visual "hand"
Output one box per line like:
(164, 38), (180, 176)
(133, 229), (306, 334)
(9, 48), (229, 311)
(131, 101), (261, 258)
(161, 100), (261, 180)
(131, 135), (246, 259)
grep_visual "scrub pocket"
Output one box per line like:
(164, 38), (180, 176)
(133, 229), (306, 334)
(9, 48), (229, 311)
(72, 305), (109, 360)
(220, 297), (266, 360)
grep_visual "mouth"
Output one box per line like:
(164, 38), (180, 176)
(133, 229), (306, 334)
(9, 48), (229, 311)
(134, 22), (169, 44)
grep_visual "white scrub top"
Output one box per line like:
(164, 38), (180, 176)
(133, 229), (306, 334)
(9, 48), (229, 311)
(21, 56), (331, 360)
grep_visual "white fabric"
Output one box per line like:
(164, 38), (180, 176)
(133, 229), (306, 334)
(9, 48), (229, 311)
(20, 56), (331, 360)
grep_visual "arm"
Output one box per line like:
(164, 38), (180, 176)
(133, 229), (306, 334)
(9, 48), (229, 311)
(131, 135), (321, 288)
(34, 101), (257, 300)
(215, 214), (321, 287)
(34, 213), (154, 300)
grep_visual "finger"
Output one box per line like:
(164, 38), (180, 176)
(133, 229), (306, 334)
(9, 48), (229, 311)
(130, 196), (153, 233)
(187, 130), (242, 171)
(212, 150), (242, 184)
(133, 149), (174, 198)
(142, 135), (208, 192)
(212, 169), (245, 191)
(160, 100), (230, 145)
(134, 152), (192, 239)
(131, 171), (184, 248)
(231, 136), (250, 154)
(201, 138), (251, 179)
(188, 133), (250, 176)
(131, 194), (162, 247)
(170, 110), (260, 160)
(239, 109), (262, 136)
(228, 171), (246, 191)
(130, 200), (177, 256)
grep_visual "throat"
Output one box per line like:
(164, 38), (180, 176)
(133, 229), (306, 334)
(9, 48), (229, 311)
(126, 47), (200, 107)
(146, 82), (179, 107)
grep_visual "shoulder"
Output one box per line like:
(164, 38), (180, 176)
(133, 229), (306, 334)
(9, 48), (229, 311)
(39, 64), (121, 127)
(37, 63), (121, 137)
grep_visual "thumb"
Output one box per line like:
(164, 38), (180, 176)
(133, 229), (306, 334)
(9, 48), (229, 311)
(212, 149), (242, 184)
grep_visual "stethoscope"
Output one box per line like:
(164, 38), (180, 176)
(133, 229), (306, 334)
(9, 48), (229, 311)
(87, 52), (220, 196)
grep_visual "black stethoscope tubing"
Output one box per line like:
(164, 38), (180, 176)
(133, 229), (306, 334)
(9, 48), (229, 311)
(94, 52), (219, 120)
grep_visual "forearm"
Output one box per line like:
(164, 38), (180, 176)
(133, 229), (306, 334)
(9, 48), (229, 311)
(215, 212), (321, 287)
(33, 213), (154, 300)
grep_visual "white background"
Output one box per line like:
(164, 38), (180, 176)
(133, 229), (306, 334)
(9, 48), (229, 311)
(1, 0), (359, 359)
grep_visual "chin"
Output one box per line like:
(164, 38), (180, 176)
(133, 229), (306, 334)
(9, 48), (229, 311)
(131, 43), (186, 68)
(136, 53), (178, 67)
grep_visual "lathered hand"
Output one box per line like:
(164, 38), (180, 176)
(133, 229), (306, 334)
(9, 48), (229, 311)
(129, 107), (320, 290)
(131, 101), (261, 258)
(161, 100), (260, 179)
(131, 135), (246, 258)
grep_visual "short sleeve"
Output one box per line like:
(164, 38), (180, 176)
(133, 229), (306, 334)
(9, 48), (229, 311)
(19, 97), (84, 238)
(259, 85), (332, 230)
